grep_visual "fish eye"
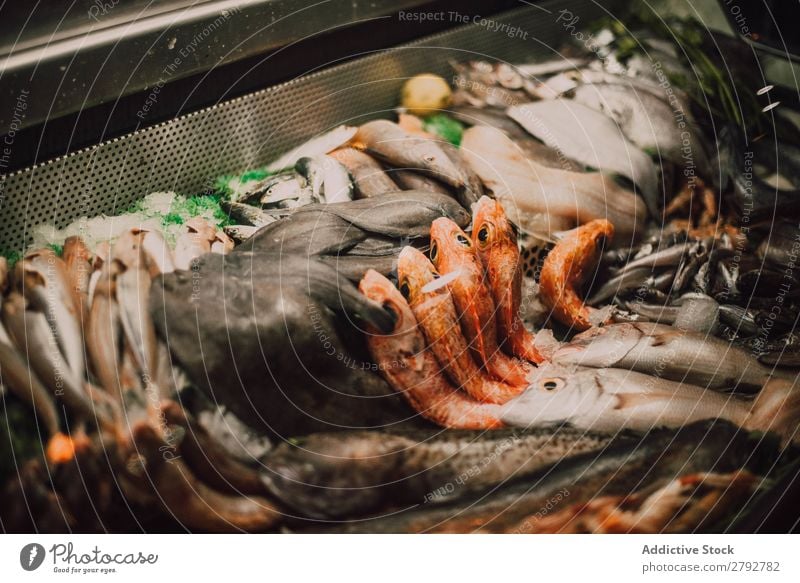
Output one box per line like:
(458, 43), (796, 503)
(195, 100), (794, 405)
(540, 378), (564, 391)
(430, 241), (439, 263)
(476, 225), (491, 246)
(456, 234), (471, 247)
(399, 281), (411, 299)
(382, 301), (399, 326)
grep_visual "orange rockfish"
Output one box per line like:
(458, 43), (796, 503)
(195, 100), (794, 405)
(539, 219), (614, 331)
(429, 217), (531, 386)
(397, 247), (523, 404)
(472, 196), (544, 364)
(358, 269), (503, 428)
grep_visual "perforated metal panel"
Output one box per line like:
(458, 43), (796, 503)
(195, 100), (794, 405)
(0, 0), (610, 251)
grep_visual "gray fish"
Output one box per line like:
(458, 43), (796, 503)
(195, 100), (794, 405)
(311, 421), (780, 532)
(553, 322), (782, 391)
(261, 427), (617, 520)
(500, 363), (751, 432)
(151, 252), (424, 436)
(508, 100), (659, 217)
(318, 254), (398, 282)
(390, 169), (452, 195)
(221, 200), (277, 227)
(243, 211), (367, 256)
(250, 171), (314, 208)
(588, 267), (674, 305)
(615, 241), (692, 272)
(354, 120), (465, 189)
(290, 191), (470, 239)
(757, 221), (800, 267)
(329, 147), (399, 198)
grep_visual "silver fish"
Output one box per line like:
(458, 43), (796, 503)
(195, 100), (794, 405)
(572, 82), (711, 176)
(500, 364), (751, 433)
(266, 125), (357, 172)
(0, 318), (60, 437)
(507, 100), (659, 216)
(2, 292), (95, 420)
(116, 268), (158, 382)
(16, 249), (85, 383)
(460, 126), (646, 239)
(295, 154), (354, 204)
(553, 322), (783, 391)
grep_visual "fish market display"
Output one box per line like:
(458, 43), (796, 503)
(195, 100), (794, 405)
(3, 10), (800, 536)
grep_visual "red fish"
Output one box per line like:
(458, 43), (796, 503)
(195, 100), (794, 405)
(397, 247), (523, 404)
(539, 219), (614, 331)
(472, 196), (544, 364)
(358, 269), (503, 428)
(429, 217), (531, 386)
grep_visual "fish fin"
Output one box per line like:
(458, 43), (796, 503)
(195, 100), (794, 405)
(649, 330), (683, 347)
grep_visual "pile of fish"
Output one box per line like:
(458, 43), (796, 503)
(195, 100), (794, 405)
(3, 47), (800, 533)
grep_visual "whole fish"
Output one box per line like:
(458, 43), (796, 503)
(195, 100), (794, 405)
(152, 251), (420, 436)
(261, 426), (616, 520)
(16, 249), (85, 383)
(329, 147), (399, 198)
(295, 155), (354, 204)
(587, 267), (672, 306)
(220, 200), (277, 227)
(553, 322), (782, 391)
(500, 364), (753, 433)
(429, 218), (531, 386)
(243, 211), (367, 257)
(572, 83), (711, 177)
(62, 236), (92, 301)
(289, 190), (470, 239)
(539, 219), (614, 331)
(131, 423), (280, 533)
(354, 120), (464, 189)
(241, 171), (313, 208)
(472, 196), (543, 363)
(397, 247), (522, 404)
(390, 169), (452, 195)
(460, 126), (646, 239)
(313, 420), (779, 533)
(358, 269), (503, 429)
(116, 267), (159, 382)
(266, 124), (357, 172)
(0, 318), (61, 438)
(508, 100), (659, 217)
(2, 292), (96, 421)
(86, 262), (124, 396)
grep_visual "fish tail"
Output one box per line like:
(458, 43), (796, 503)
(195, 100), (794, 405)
(748, 376), (800, 447)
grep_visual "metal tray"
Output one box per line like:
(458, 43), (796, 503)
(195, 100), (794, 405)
(0, 0), (612, 251)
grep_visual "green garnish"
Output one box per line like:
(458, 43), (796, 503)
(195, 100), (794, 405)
(423, 114), (464, 146)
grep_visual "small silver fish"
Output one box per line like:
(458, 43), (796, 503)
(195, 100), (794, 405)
(500, 364), (751, 433)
